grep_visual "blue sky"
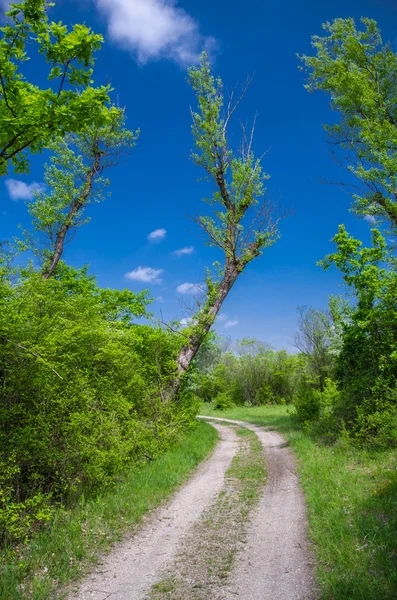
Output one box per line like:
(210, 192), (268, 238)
(1, 0), (397, 349)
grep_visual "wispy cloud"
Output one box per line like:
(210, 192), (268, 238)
(148, 228), (167, 242)
(180, 317), (193, 327)
(5, 179), (44, 201)
(217, 313), (228, 322)
(224, 319), (239, 328)
(125, 266), (163, 284)
(176, 282), (201, 294)
(93, 0), (216, 65)
(364, 215), (376, 224)
(174, 245), (195, 256)
(155, 295), (165, 303)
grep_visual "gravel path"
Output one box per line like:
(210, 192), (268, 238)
(69, 424), (238, 600)
(200, 416), (317, 600)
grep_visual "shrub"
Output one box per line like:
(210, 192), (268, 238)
(0, 266), (197, 541)
(213, 392), (234, 411)
(293, 386), (321, 422)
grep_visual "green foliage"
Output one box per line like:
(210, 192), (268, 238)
(293, 378), (340, 425)
(174, 55), (281, 382)
(293, 385), (320, 423)
(187, 53), (279, 266)
(191, 337), (303, 407)
(319, 226), (397, 445)
(0, 265), (193, 542)
(293, 305), (336, 391)
(0, 455), (53, 544)
(300, 17), (397, 230)
(23, 108), (139, 276)
(213, 391), (234, 411)
(0, 0), (111, 175)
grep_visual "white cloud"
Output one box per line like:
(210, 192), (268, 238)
(125, 266), (163, 284)
(224, 320), (239, 329)
(155, 295), (165, 303)
(5, 179), (44, 201)
(93, 0), (216, 65)
(176, 282), (201, 294)
(364, 215), (376, 224)
(148, 228), (167, 242)
(180, 317), (193, 327)
(174, 245), (195, 256)
(217, 313), (228, 322)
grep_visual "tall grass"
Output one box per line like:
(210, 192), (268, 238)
(201, 404), (397, 600)
(0, 422), (218, 600)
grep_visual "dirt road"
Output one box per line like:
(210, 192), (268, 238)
(202, 417), (317, 600)
(70, 418), (316, 600)
(70, 424), (238, 600)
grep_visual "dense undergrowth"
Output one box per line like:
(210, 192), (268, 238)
(200, 404), (397, 600)
(0, 264), (199, 544)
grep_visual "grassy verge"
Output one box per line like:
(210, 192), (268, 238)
(200, 404), (397, 600)
(0, 422), (218, 600)
(149, 427), (266, 600)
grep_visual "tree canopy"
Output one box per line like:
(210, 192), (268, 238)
(0, 0), (110, 175)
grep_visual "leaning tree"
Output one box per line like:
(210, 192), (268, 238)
(172, 54), (282, 391)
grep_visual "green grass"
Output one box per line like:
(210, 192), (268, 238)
(0, 422), (218, 600)
(200, 404), (397, 600)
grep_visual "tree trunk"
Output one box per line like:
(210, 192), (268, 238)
(170, 261), (240, 398)
(42, 153), (100, 279)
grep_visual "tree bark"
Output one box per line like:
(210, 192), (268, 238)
(170, 261), (240, 398)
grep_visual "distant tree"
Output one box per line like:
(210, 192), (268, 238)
(25, 109), (139, 278)
(0, 0), (110, 175)
(293, 306), (333, 391)
(172, 54), (282, 392)
(300, 18), (397, 231)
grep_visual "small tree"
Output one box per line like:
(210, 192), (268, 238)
(0, 0), (110, 175)
(26, 109), (139, 278)
(300, 18), (397, 231)
(174, 55), (281, 388)
(293, 306), (333, 391)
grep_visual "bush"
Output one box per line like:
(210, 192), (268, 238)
(293, 386), (321, 422)
(294, 378), (341, 426)
(213, 392), (234, 411)
(0, 266), (197, 541)
(0, 456), (53, 543)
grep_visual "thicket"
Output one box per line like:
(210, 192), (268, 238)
(0, 261), (200, 543)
